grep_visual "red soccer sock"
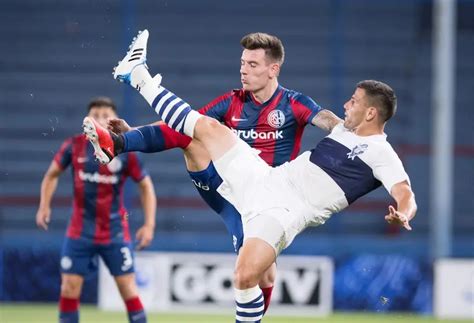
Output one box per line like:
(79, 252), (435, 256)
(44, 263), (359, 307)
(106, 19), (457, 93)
(59, 296), (79, 323)
(125, 296), (146, 323)
(261, 286), (274, 314)
(125, 296), (144, 312)
(122, 124), (192, 154)
(159, 124), (192, 149)
(59, 296), (79, 312)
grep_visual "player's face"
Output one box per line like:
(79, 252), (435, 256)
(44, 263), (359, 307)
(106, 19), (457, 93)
(343, 88), (369, 130)
(240, 48), (279, 92)
(88, 106), (117, 128)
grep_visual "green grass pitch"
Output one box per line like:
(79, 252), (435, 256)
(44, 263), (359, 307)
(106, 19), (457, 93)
(0, 304), (472, 323)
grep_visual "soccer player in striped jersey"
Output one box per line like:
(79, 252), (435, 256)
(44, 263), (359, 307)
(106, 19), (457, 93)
(108, 30), (417, 323)
(85, 31), (340, 315)
(36, 97), (156, 323)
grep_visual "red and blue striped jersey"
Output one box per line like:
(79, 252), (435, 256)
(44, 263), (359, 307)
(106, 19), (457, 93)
(54, 134), (148, 244)
(199, 86), (321, 166)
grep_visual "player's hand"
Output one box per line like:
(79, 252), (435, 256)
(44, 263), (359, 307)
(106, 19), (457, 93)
(385, 205), (412, 231)
(135, 225), (154, 250)
(36, 207), (51, 230)
(107, 118), (132, 134)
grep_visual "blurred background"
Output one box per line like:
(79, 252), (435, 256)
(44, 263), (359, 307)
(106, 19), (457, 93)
(0, 0), (473, 321)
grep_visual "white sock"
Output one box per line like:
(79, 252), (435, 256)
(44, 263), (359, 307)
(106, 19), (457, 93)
(235, 285), (264, 322)
(133, 69), (201, 137)
(131, 65), (159, 105)
(182, 110), (202, 137)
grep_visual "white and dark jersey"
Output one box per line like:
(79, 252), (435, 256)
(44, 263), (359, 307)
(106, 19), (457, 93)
(284, 124), (409, 224)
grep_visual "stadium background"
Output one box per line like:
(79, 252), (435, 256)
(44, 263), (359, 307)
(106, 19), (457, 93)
(0, 0), (473, 321)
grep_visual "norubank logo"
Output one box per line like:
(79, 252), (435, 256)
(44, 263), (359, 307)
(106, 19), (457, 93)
(78, 170), (119, 184)
(232, 128), (283, 140)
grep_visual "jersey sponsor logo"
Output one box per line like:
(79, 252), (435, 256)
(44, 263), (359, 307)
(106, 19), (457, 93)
(231, 116), (248, 122)
(78, 170), (119, 184)
(267, 110), (286, 129)
(347, 144), (368, 160)
(231, 128), (283, 140)
(107, 157), (123, 173)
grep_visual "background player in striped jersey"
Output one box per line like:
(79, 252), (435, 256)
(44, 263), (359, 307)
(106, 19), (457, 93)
(106, 29), (417, 323)
(36, 97), (156, 323)
(85, 32), (341, 314)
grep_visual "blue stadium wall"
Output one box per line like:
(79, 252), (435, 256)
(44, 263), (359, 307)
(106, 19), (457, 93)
(0, 0), (473, 312)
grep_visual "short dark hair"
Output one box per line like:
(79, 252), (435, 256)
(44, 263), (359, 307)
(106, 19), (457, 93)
(87, 96), (116, 112)
(357, 80), (397, 122)
(240, 32), (285, 65)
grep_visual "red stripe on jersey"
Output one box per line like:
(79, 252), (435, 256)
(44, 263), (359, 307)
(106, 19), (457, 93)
(289, 99), (308, 160)
(93, 163), (114, 244)
(254, 90), (284, 166)
(224, 93), (246, 128)
(67, 137), (87, 239)
(290, 97), (316, 126)
(290, 124), (304, 160)
(198, 91), (233, 115)
(119, 173), (131, 243)
(53, 137), (73, 170)
(126, 152), (144, 182)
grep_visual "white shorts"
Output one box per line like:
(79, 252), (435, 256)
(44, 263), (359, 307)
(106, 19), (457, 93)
(214, 139), (312, 254)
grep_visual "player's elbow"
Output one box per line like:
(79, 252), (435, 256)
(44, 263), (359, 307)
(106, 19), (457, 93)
(403, 189), (417, 221)
(410, 195), (418, 220)
(139, 177), (156, 198)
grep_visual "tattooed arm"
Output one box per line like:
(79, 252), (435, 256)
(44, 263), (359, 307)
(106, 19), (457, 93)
(311, 109), (343, 132)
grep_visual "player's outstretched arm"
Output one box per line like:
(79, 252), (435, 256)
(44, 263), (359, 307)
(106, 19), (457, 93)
(386, 180), (417, 231)
(135, 175), (156, 249)
(36, 161), (63, 230)
(311, 109), (343, 132)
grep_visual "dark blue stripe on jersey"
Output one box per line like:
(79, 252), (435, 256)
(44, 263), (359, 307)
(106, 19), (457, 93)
(291, 92), (322, 118)
(81, 144), (99, 238)
(111, 154), (125, 215)
(203, 96), (233, 120)
(187, 163), (244, 252)
(273, 96), (298, 166)
(309, 137), (381, 204)
(59, 142), (73, 169)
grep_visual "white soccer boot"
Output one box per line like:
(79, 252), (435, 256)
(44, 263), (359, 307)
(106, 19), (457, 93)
(113, 29), (162, 89)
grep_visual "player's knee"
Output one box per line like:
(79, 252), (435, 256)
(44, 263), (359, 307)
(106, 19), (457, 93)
(115, 274), (138, 300)
(61, 277), (82, 298)
(234, 266), (260, 289)
(196, 117), (222, 139)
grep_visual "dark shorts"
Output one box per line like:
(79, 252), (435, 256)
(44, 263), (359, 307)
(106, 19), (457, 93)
(188, 162), (244, 253)
(60, 237), (134, 276)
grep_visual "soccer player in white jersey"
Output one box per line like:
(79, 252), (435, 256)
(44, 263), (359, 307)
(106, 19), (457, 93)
(97, 30), (417, 323)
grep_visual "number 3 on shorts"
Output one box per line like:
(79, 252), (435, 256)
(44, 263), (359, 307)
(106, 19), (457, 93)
(120, 247), (133, 272)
